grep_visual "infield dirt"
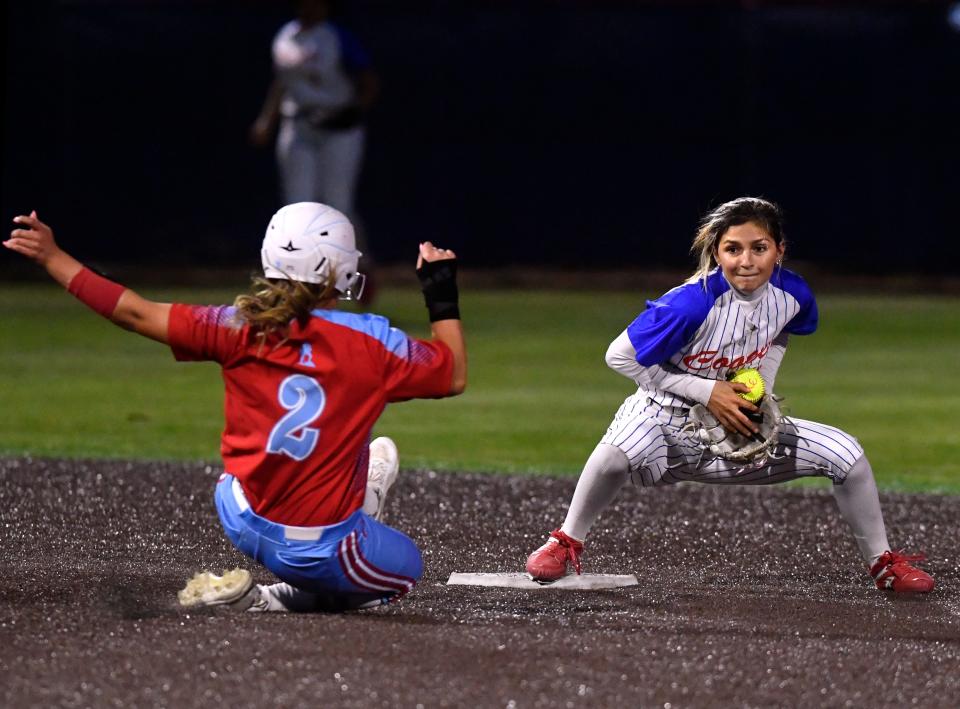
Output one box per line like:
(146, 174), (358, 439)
(2, 457), (959, 708)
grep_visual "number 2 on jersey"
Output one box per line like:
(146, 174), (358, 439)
(267, 375), (326, 460)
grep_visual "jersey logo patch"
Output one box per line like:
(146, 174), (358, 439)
(299, 343), (316, 367)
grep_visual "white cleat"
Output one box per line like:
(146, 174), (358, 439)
(178, 568), (254, 608)
(367, 436), (400, 521)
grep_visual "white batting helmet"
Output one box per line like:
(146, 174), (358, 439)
(261, 202), (363, 297)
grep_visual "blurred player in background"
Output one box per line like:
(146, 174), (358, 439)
(525, 197), (935, 595)
(250, 0), (379, 300)
(6, 202), (466, 612)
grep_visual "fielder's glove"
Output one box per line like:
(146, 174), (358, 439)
(683, 395), (784, 465)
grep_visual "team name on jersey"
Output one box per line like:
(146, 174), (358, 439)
(681, 342), (770, 374)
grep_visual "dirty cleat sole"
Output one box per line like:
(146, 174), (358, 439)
(178, 569), (253, 607)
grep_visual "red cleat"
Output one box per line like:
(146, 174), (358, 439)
(526, 529), (584, 583)
(870, 550), (935, 593)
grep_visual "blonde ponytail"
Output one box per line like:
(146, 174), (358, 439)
(234, 276), (337, 344)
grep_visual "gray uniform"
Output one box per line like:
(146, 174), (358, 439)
(272, 19), (371, 216)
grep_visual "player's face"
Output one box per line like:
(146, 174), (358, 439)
(714, 222), (784, 293)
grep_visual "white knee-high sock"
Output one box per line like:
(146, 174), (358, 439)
(832, 455), (890, 565)
(560, 443), (631, 541)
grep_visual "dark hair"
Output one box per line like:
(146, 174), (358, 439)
(690, 197), (786, 282)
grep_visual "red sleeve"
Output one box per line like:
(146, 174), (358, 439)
(383, 337), (454, 402)
(167, 304), (245, 364)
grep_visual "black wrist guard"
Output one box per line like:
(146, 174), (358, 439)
(416, 259), (460, 322)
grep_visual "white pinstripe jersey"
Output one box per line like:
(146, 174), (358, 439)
(622, 267), (818, 410)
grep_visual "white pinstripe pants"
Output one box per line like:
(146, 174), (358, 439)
(600, 393), (864, 487)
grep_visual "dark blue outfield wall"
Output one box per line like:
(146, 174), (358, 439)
(4, 1), (959, 273)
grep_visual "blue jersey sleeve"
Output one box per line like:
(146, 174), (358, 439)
(626, 281), (715, 366)
(332, 24), (372, 73)
(776, 269), (819, 335)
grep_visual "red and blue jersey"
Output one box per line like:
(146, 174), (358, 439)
(168, 305), (453, 526)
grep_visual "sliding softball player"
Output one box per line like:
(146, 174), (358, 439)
(7, 202), (466, 612)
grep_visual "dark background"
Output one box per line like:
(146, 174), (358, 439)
(4, 0), (959, 274)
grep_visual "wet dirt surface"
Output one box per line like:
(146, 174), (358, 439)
(2, 456), (959, 708)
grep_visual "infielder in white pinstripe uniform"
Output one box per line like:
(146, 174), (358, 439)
(526, 197), (934, 593)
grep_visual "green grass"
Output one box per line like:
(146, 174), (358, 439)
(2, 285), (958, 493)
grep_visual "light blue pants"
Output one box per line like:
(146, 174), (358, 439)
(215, 474), (422, 610)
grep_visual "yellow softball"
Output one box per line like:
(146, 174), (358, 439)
(729, 367), (765, 403)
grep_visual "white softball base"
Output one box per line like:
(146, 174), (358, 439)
(446, 572), (638, 590)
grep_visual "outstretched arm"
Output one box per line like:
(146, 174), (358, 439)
(5, 212), (171, 344)
(417, 242), (466, 395)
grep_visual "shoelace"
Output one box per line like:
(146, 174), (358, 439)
(886, 550), (926, 566)
(875, 549), (927, 578)
(550, 532), (583, 574)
